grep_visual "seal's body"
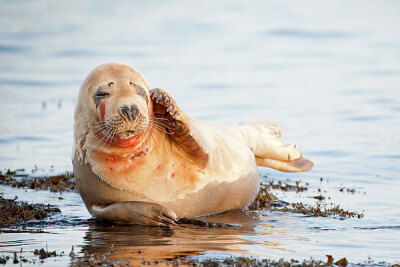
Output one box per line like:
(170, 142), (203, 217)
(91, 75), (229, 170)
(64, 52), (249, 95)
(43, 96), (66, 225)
(73, 63), (313, 226)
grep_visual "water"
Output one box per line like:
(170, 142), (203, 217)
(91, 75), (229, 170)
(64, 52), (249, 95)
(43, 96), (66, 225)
(1, 0), (400, 265)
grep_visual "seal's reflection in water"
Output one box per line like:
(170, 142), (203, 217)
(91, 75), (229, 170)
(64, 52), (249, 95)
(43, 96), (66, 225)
(79, 210), (287, 263)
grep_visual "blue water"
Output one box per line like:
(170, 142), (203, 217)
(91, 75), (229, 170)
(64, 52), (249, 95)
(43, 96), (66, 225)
(0, 0), (400, 265)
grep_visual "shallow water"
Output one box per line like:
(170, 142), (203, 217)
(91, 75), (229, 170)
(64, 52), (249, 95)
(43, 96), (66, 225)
(1, 0), (400, 265)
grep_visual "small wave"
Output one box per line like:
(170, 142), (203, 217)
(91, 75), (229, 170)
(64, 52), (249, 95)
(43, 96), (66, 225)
(345, 116), (383, 122)
(267, 29), (355, 39)
(54, 49), (97, 57)
(355, 225), (400, 230)
(0, 136), (50, 144)
(309, 150), (350, 157)
(0, 44), (27, 53)
(0, 79), (80, 87)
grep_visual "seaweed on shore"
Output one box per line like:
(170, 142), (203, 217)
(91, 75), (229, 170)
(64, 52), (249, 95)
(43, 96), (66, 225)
(69, 253), (384, 267)
(248, 183), (278, 210)
(269, 180), (308, 192)
(272, 202), (364, 219)
(0, 248), (394, 267)
(0, 194), (60, 226)
(249, 183), (363, 219)
(248, 180), (308, 210)
(0, 170), (75, 192)
(69, 252), (330, 266)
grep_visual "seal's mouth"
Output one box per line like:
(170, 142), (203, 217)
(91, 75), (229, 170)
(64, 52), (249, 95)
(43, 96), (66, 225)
(94, 126), (149, 148)
(119, 129), (143, 140)
(92, 109), (152, 148)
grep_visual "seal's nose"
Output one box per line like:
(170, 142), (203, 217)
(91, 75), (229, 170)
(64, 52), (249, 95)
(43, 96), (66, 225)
(121, 104), (140, 121)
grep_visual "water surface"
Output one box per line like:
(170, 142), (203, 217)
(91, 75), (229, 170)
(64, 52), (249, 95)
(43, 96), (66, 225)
(0, 0), (400, 265)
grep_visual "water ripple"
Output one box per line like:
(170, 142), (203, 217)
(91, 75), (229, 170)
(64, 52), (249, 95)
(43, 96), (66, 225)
(0, 44), (27, 53)
(0, 79), (80, 87)
(267, 29), (356, 39)
(355, 225), (400, 230)
(54, 49), (97, 57)
(0, 136), (50, 144)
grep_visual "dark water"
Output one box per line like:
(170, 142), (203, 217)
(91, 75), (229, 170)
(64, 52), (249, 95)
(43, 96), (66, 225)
(1, 0), (400, 265)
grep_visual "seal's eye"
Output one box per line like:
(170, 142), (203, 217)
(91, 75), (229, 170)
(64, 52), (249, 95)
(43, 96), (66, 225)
(95, 91), (110, 99)
(94, 91), (110, 107)
(138, 91), (148, 103)
(130, 81), (148, 104)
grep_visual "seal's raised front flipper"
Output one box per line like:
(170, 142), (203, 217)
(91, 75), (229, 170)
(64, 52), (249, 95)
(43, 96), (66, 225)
(150, 88), (209, 168)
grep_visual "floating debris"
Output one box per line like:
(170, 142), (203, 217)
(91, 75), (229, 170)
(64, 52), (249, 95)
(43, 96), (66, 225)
(168, 256), (328, 266)
(34, 248), (56, 259)
(0, 256), (8, 264)
(69, 246), (76, 258)
(12, 252), (18, 264)
(335, 257), (349, 266)
(339, 187), (356, 194)
(326, 255), (334, 265)
(269, 180), (308, 192)
(311, 195), (325, 201)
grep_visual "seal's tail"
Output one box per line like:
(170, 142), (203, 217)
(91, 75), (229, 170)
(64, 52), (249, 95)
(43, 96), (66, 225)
(224, 122), (313, 172)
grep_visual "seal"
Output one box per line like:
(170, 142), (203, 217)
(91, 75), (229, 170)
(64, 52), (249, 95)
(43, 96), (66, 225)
(72, 63), (313, 226)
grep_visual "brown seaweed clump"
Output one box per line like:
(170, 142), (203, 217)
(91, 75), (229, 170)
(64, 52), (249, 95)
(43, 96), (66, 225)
(248, 183), (278, 210)
(269, 180), (308, 192)
(0, 171), (75, 192)
(248, 180), (308, 210)
(182, 257), (327, 267)
(272, 202), (364, 219)
(33, 248), (57, 259)
(0, 194), (60, 226)
(248, 183), (363, 219)
(69, 254), (329, 267)
(248, 180), (309, 210)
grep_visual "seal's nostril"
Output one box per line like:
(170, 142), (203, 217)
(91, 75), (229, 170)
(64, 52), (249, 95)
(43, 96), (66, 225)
(121, 106), (131, 120)
(121, 105), (139, 121)
(131, 105), (139, 118)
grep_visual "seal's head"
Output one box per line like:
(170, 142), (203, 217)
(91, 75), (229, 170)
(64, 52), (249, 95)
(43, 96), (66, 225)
(74, 63), (152, 158)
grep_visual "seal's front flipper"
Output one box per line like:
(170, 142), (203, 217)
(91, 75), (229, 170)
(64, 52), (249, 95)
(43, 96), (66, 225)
(91, 201), (178, 227)
(150, 88), (209, 168)
(255, 157), (313, 172)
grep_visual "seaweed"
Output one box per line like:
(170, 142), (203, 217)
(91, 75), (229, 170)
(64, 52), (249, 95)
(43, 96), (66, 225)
(0, 171), (75, 192)
(248, 183), (278, 210)
(272, 202), (364, 218)
(0, 194), (60, 226)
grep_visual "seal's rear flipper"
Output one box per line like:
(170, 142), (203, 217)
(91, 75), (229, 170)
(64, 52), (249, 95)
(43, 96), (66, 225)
(215, 121), (313, 172)
(255, 157), (314, 172)
(150, 88), (209, 168)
